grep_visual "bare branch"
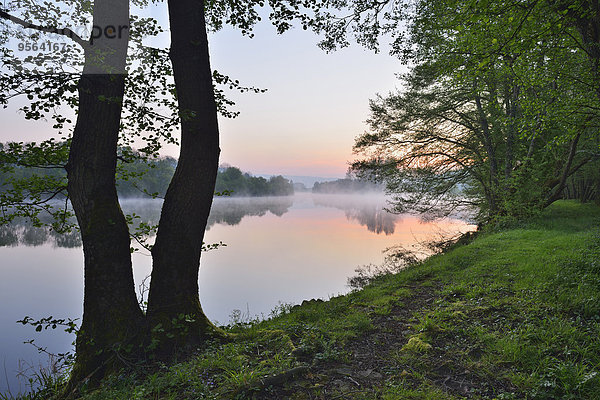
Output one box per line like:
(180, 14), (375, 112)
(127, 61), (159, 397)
(0, 8), (88, 48)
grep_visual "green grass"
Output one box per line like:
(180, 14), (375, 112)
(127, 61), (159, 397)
(14, 201), (600, 399)
(382, 201), (600, 399)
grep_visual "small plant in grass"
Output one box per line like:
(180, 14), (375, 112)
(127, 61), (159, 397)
(415, 312), (447, 334)
(402, 334), (432, 353)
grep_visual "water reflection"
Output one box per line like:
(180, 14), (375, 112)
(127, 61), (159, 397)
(0, 194), (425, 248)
(0, 223), (82, 248)
(0, 193), (476, 395)
(312, 194), (399, 235)
(207, 196), (294, 227)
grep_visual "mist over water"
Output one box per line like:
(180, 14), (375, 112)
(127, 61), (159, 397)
(0, 193), (426, 247)
(312, 193), (398, 235)
(0, 193), (475, 395)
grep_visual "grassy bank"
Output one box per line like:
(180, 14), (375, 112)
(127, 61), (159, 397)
(27, 201), (600, 399)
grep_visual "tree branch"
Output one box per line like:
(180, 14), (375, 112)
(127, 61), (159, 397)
(0, 8), (88, 48)
(544, 132), (582, 207)
(24, 186), (68, 207)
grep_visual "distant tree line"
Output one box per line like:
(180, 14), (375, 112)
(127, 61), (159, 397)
(116, 154), (178, 198)
(0, 145), (177, 199)
(214, 166), (294, 197)
(0, 145), (293, 199)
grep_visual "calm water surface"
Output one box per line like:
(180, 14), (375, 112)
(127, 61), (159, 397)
(0, 193), (474, 394)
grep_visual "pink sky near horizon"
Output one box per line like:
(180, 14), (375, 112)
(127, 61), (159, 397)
(0, 6), (402, 178)
(210, 22), (402, 177)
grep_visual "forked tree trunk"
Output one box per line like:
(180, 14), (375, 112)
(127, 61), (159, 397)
(544, 132), (583, 207)
(146, 0), (222, 357)
(65, 0), (143, 386)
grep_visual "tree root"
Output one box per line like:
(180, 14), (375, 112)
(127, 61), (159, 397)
(238, 365), (310, 395)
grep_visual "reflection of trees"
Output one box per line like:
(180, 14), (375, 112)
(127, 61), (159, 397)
(23, 226), (49, 246)
(312, 194), (399, 235)
(344, 208), (397, 235)
(0, 195), (407, 246)
(0, 222), (82, 248)
(207, 196), (293, 228)
(51, 230), (83, 248)
(0, 199), (163, 248)
(0, 198), (294, 248)
(120, 197), (294, 229)
(0, 225), (19, 246)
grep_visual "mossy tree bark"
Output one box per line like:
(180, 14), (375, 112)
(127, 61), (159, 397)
(146, 0), (222, 357)
(65, 0), (144, 385)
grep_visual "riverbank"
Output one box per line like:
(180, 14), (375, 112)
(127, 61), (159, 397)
(19, 201), (600, 399)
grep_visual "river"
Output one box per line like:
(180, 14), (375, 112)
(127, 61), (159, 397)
(0, 192), (475, 395)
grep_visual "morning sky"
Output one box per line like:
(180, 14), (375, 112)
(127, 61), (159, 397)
(1, 5), (402, 178)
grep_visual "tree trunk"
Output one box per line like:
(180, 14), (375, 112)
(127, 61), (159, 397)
(65, 0), (143, 386)
(505, 84), (519, 181)
(474, 92), (500, 214)
(575, 1), (600, 99)
(146, 0), (223, 357)
(544, 132), (582, 207)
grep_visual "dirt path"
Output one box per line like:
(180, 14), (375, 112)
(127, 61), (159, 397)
(249, 283), (437, 399)
(250, 280), (517, 399)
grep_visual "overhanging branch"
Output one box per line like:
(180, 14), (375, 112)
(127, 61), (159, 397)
(0, 8), (88, 48)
